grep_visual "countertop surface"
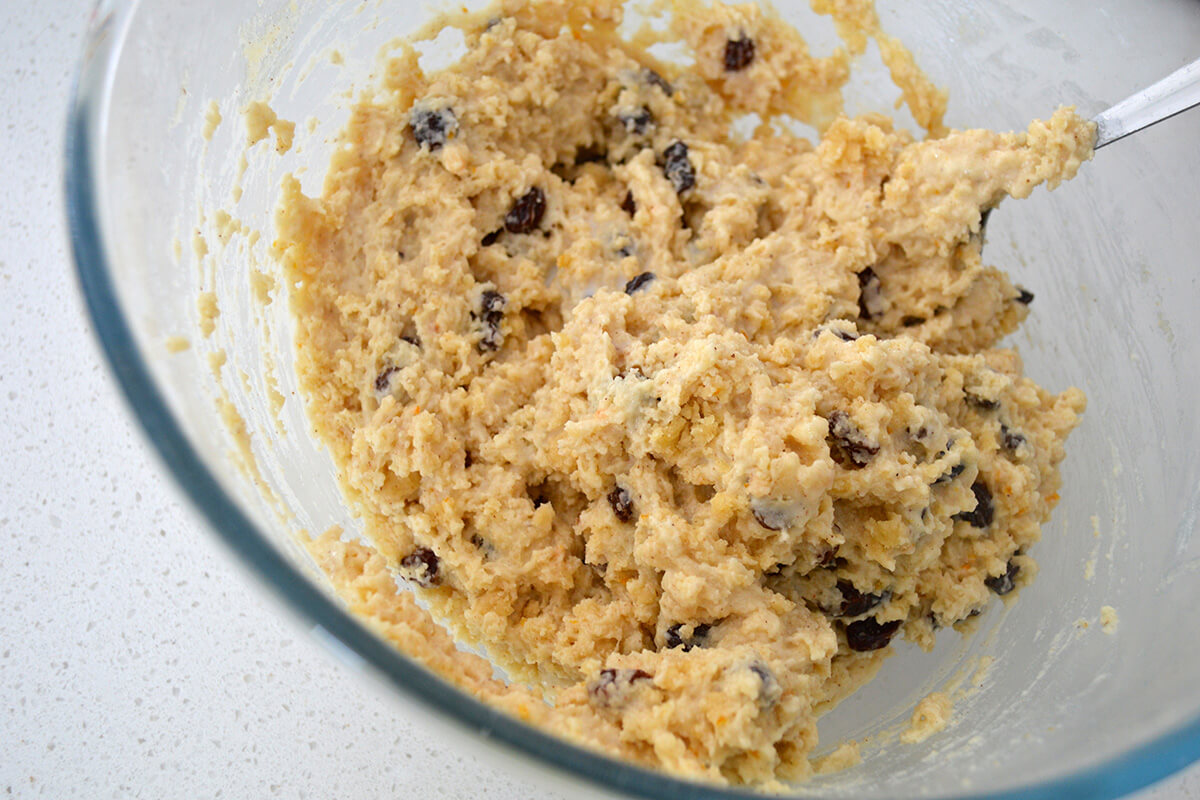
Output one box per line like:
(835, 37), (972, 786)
(2, 1), (1199, 798)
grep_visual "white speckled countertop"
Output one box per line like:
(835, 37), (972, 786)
(0, 2), (1197, 798)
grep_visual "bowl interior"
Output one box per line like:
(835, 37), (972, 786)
(73, 0), (1200, 796)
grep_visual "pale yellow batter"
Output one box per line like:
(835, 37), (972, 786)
(274, 0), (1091, 785)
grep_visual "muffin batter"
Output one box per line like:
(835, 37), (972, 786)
(274, 0), (1091, 784)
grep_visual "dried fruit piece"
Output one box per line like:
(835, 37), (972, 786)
(618, 106), (653, 135)
(827, 410), (880, 469)
(589, 668), (652, 707)
(836, 580), (888, 617)
(620, 191), (636, 216)
(857, 267), (884, 320)
(400, 547), (441, 587)
(985, 560), (1020, 595)
(724, 35), (756, 71)
(845, 618), (902, 652)
(642, 68), (674, 95)
(661, 141), (695, 193)
(965, 393), (1001, 411)
(410, 106), (457, 150)
(624, 272), (655, 294)
(665, 622), (711, 651)
(934, 462), (965, 485)
(505, 187), (546, 234)
(477, 289), (506, 352)
(1015, 286), (1035, 305)
(1001, 424), (1027, 452)
(953, 480), (994, 529)
(374, 365), (401, 394)
(750, 499), (793, 531)
(607, 485), (635, 522)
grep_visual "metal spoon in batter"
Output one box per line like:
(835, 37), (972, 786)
(1092, 56), (1200, 148)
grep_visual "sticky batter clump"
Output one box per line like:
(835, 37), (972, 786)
(274, 0), (1090, 785)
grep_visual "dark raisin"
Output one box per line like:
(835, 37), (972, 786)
(836, 580), (888, 617)
(901, 315), (926, 327)
(1015, 286), (1035, 305)
(857, 267), (883, 320)
(642, 68), (674, 95)
(827, 410), (880, 469)
(661, 141), (695, 194)
(1001, 424), (1027, 452)
(665, 622), (710, 651)
(481, 229), (502, 247)
(374, 366), (401, 394)
(844, 618), (902, 652)
(410, 107), (458, 151)
(621, 191), (637, 216)
(749, 661), (781, 707)
(477, 289), (506, 352)
(985, 560), (1020, 596)
(618, 106), (654, 135)
(750, 500), (792, 531)
(624, 272), (655, 294)
(965, 393), (1000, 411)
(608, 485), (635, 522)
(953, 480), (994, 529)
(504, 187), (546, 234)
(934, 462), (965, 485)
(589, 668), (652, 707)
(400, 547), (441, 587)
(724, 35), (756, 71)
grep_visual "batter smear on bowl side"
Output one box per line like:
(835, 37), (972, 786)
(274, 0), (1090, 785)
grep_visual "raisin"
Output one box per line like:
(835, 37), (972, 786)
(934, 462), (965, 485)
(665, 622), (710, 651)
(836, 580), (888, 617)
(624, 272), (655, 294)
(504, 187), (546, 234)
(1015, 286), (1035, 305)
(751, 500), (792, 531)
(400, 547), (441, 587)
(661, 141), (695, 193)
(374, 365), (401, 394)
(953, 480), (994, 529)
(845, 618), (902, 652)
(481, 229), (502, 247)
(642, 68), (674, 95)
(477, 289), (506, 352)
(857, 267), (884, 320)
(621, 191), (637, 216)
(618, 106), (653, 135)
(827, 410), (879, 469)
(985, 560), (1020, 595)
(589, 668), (652, 707)
(749, 661), (781, 707)
(965, 393), (1000, 411)
(608, 485), (635, 522)
(1001, 424), (1027, 452)
(410, 106), (457, 151)
(724, 35), (756, 71)
(901, 315), (926, 327)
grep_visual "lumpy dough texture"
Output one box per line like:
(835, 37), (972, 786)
(275, 0), (1090, 785)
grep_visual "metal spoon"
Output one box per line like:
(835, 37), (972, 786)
(1093, 56), (1200, 148)
(979, 56), (1200, 243)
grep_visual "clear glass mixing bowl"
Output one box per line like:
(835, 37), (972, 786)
(66, 0), (1200, 797)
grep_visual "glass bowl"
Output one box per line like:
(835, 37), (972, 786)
(65, 0), (1200, 797)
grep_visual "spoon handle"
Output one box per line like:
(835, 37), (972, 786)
(1093, 57), (1200, 148)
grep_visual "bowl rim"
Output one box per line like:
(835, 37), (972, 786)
(63, 1), (1200, 797)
